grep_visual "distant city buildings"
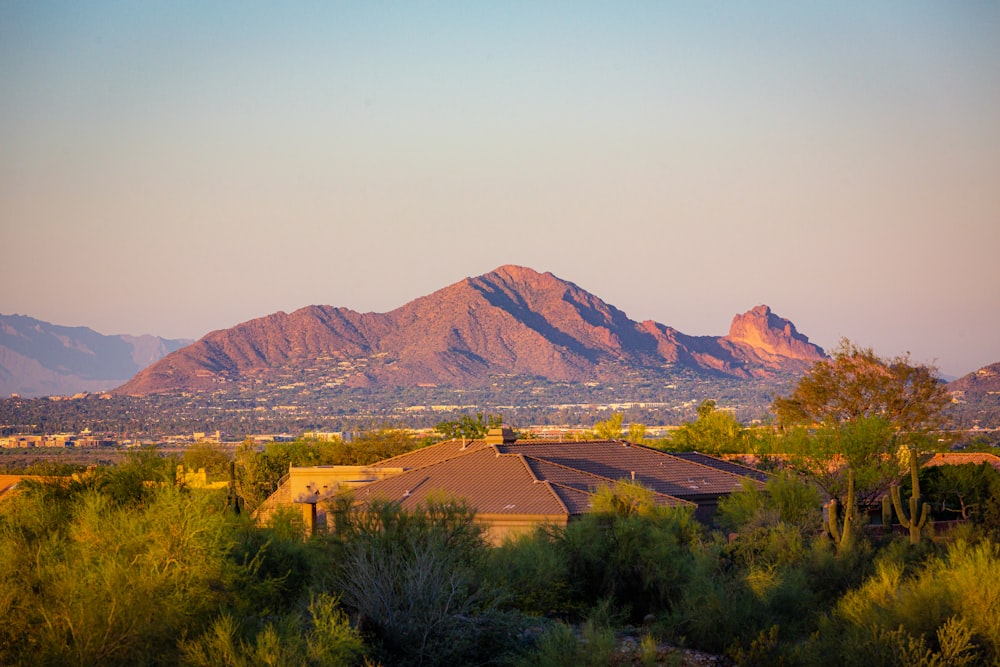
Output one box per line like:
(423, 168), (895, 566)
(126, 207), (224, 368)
(0, 433), (115, 448)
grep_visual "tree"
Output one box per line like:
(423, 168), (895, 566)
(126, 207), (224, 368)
(772, 340), (950, 549)
(771, 339), (949, 433)
(434, 413), (503, 441)
(669, 400), (747, 455)
(592, 413), (625, 440)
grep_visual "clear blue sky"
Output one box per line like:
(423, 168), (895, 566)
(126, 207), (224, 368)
(2, 2), (998, 378)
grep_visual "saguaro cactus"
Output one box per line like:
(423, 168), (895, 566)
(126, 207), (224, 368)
(881, 494), (893, 532)
(826, 469), (857, 551)
(890, 446), (930, 545)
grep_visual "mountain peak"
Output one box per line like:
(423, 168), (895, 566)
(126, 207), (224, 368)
(726, 305), (825, 361)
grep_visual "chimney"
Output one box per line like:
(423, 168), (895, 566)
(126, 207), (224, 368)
(485, 427), (516, 445)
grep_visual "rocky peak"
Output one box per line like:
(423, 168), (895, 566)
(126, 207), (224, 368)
(726, 305), (825, 361)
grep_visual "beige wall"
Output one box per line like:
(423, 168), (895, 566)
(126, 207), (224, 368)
(288, 465), (406, 503)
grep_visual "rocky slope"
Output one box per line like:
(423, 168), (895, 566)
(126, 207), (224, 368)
(948, 362), (1000, 396)
(116, 265), (826, 396)
(0, 314), (191, 397)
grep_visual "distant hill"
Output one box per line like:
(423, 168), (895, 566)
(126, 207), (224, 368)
(949, 362), (1000, 395)
(117, 265), (826, 396)
(947, 362), (1000, 430)
(0, 314), (192, 398)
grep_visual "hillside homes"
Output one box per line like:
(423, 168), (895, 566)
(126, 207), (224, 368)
(255, 428), (770, 544)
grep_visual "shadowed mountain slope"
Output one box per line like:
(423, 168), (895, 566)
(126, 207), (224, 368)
(0, 314), (191, 397)
(116, 265), (826, 396)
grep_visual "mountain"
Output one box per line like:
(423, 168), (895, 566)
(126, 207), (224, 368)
(947, 362), (1000, 429)
(116, 266), (825, 397)
(948, 362), (1000, 395)
(0, 314), (192, 398)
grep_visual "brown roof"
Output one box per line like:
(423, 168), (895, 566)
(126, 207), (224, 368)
(924, 452), (1000, 473)
(521, 457), (691, 508)
(353, 447), (571, 515)
(372, 437), (494, 470)
(496, 440), (765, 501)
(670, 452), (773, 483)
(345, 440), (762, 519)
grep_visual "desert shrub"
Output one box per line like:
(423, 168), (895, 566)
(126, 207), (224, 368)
(508, 617), (616, 667)
(803, 537), (1000, 666)
(180, 593), (366, 667)
(226, 508), (324, 619)
(487, 526), (575, 617)
(0, 485), (246, 666)
(716, 472), (822, 538)
(556, 484), (702, 622)
(328, 496), (517, 666)
(663, 544), (760, 654)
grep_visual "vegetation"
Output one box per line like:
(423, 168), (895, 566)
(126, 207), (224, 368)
(4, 373), (1000, 665)
(771, 341), (951, 551)
(433, 412), (503, 440)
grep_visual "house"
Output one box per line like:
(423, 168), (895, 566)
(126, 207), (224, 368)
(255, 428), (769, 544)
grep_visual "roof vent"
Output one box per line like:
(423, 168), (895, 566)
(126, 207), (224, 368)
(485, 427), (516, 445)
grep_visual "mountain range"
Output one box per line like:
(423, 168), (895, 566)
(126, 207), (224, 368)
(0, 314), (191, 398)
(116, 265), (827, 396)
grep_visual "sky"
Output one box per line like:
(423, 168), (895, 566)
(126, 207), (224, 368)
(1, 2), (998, 379)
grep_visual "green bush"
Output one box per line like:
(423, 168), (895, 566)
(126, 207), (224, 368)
(180, 593), (366, 667)
(804, 538), (1000, 666)
(555, 484), (702, 623)
(488, 527), (575, 617)
(327, 496), (517, 666)
(0, 485), (246, 666)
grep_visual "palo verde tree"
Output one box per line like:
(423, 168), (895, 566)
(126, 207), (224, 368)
(772, 339), (950, 549)
(669, 400), (747, 455)
(434, 413), (503, 441)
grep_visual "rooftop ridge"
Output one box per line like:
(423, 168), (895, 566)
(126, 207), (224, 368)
(658, 450), (769, 487)
(677, 451), (775, 480)
(372, 437), (490, 471)
(510, 453), (574, 515)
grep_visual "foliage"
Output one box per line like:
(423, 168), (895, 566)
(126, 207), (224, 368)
(234, 429), (419, 511)
(772, 339), (949, 433)
(488, 528), (574, 617)
(805, 538), (1000, 666)
(774, 342), (950, 552)
(669, 400), (747, 455)
(0, 484), (247, 666)
(180, 594), (366, 667)
(591, 412), (625, 440)
(510, 620), (616, 667)
(555, 485), (702, 623)
(433, 412), (503, 440)
(716, 472), (823, 537)
(781, 417), (901, 509)
(918, 462), (1000, 524)
(326, 496), (514, 666)
(181, 442), (233, 480)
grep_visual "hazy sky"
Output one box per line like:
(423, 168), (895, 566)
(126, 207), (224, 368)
(2, 2), (998, 378)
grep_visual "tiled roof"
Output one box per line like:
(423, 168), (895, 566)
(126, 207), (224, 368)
(497, 440), (765, 499)
(670, 452), (773, 483)
(924, 452), (1000, 473)
(345, 440), (746, 519)
(353, 447), (571, 516)
(521, 457), (692, 508)
(372, 437), (493, 470)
